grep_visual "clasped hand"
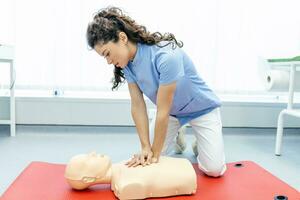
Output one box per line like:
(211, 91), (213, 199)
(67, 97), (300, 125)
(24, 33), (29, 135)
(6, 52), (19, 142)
(125, 146), (159, 167)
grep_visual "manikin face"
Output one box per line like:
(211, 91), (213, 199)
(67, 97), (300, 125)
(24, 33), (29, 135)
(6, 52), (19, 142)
(94, 32), (134, 69)
(64, 152), (111, 182)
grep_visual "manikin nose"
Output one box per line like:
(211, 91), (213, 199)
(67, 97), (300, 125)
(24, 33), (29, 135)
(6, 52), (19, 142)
(89, 151), (97, 156)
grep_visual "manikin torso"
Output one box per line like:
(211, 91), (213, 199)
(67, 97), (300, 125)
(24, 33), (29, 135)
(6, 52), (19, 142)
(64, 152), (197, 200)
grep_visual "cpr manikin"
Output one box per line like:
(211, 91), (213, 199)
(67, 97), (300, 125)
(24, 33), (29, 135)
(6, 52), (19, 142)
(64, 152), (197, 200)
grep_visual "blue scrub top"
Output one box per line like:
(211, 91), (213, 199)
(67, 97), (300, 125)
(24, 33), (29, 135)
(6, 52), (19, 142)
(123, 42), (221, 126)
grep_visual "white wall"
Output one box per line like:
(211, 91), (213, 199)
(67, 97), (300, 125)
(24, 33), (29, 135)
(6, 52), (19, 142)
(1, 94), (300, 127)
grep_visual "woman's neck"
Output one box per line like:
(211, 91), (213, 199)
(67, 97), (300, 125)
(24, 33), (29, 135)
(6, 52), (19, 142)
(128, 41), (137, 62)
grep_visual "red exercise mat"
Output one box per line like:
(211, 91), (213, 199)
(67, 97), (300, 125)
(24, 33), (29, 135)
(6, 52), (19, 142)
(1, 161), (299, 200)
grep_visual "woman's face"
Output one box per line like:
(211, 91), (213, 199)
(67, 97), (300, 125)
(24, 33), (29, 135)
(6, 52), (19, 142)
(94, 32), (135, 69)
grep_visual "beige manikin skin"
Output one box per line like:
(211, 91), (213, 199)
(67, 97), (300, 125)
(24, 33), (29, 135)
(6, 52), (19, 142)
(64, 152), (197, 200)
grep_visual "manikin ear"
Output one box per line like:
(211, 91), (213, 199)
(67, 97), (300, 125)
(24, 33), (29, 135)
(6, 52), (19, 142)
(82, 176), (96, 183)
(118, 32), (128, 44)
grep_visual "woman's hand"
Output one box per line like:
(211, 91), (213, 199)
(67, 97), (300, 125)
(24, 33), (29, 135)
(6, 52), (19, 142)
(125, 146), (153, 167)
(151, 151), (160, 164)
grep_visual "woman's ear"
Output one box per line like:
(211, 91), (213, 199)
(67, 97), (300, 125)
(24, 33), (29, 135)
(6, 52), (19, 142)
(119, 32), (128, 44)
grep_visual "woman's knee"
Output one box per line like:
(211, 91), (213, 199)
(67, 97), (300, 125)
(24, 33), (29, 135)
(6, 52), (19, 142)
(198, 162), (227, 177)
(160, 142), (176, 156)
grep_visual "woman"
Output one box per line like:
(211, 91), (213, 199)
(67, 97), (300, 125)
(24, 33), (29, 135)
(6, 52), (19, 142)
(86, 6), (226, 177)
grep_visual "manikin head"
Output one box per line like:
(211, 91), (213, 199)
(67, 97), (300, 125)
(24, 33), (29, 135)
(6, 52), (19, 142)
(64, 152), (112, 190)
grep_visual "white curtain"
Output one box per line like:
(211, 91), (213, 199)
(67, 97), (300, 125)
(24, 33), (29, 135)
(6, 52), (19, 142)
(1, 0), (300, 94)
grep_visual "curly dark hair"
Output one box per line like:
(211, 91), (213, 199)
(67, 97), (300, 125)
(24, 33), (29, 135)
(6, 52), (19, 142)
(86, 6), (184, 90)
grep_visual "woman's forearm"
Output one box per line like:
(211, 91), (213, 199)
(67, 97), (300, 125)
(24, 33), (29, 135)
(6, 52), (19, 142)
(151, 113), (169, 157)
(131, 102), (151, 148)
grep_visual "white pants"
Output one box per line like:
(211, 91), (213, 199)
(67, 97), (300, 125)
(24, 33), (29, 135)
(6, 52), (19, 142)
(150, 107), (227, 177)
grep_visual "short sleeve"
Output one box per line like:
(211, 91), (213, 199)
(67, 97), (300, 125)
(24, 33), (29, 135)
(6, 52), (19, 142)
(122, 67), (136, 83)
(157, 51), (184, 85)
